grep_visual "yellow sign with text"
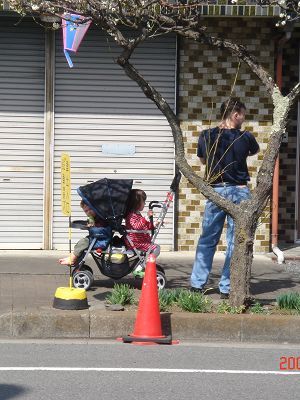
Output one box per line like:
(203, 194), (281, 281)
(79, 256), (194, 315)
(61, 153), (71, 216)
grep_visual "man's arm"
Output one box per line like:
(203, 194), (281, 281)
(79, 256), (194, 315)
(248, 146), (260, 156)
(249, 144), (260, 156)
(197, 132), (207, 165)
(247, 132), (260, 156)
(248, 150), (259, 156)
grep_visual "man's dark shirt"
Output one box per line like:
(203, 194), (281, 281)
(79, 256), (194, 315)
(197, 127), (259, 184)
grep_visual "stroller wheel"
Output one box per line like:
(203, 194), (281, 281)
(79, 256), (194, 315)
(72, 269), (94, 290)
(156, 265), (167, 290)
(81, 265), (94, 275)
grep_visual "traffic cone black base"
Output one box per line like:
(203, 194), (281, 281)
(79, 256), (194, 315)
(122, 334), (172, 345)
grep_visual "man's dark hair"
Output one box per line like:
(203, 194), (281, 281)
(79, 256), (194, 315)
(220, 98), (246, 120)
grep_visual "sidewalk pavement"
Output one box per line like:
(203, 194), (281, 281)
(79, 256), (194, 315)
(0, 250), (300, 342)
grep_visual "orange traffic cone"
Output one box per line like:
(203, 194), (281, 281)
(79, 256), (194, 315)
(122, 254), (172, 345)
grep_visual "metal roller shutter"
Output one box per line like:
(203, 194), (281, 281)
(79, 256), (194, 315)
(53, 28), (176, 250)
(0, 18), (45, 249)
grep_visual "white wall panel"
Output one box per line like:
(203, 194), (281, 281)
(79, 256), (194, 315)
(0, 18), (45, 249)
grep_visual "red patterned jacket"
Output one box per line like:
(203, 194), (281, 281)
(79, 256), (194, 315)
(125, 212), (154, 251)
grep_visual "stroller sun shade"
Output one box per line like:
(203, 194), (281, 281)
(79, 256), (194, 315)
(77, 178), (133, 230)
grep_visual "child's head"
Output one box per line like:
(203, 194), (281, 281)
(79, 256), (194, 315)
(80, 200), (96, 217)
(126, 189), (147, 213)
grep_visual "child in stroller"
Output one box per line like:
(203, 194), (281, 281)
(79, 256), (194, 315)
(125, 189), (160, 277)
(67, 173), (181, 291)
(58, 200), (111, 266)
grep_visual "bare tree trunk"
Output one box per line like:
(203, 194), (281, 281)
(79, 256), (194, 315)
(230, 217), (256, 306)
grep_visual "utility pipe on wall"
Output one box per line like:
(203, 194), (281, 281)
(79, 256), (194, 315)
(272, 31), (292, 264)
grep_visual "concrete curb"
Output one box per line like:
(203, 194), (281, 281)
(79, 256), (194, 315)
(1, 310), (300, 343)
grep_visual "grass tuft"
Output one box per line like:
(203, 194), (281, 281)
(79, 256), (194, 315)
(177, 290), (212, 313)
(249, 301), (267, 314)
(277, 292), (300, 311)
(216, 301), (245, 314)
(158, 288), (182, 311)
(105, 283), (136, 306)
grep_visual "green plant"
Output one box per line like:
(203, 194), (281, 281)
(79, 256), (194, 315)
(158, 288), (182, 311)
(105, 283), (136, 306)
(277, 292), (300, 311)
(177, 290), (212, 313)
(217, 301), (245, 314)
(249, 301), (267, 314)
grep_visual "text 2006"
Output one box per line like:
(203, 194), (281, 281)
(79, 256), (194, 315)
(280, 356), (300, 370)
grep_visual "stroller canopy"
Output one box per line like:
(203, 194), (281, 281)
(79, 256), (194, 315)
(77, 178), (133, 230)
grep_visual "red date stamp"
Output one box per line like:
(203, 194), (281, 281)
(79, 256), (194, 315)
(280, 356), (300, 370)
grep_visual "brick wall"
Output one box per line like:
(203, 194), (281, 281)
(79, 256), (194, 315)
(278, 32), (300, 244)
(177, 18), (275, 253)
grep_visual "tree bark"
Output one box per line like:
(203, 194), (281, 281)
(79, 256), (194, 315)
(229, 217), (256, 307)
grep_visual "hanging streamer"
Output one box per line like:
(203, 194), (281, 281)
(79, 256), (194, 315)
(62, 14), (92, 68)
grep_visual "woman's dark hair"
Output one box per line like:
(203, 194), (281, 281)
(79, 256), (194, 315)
(220, 98), (246, 120)
(125, 189), (147, 215)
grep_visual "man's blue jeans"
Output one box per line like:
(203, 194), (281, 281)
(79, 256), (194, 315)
(191, 185), (251, 294)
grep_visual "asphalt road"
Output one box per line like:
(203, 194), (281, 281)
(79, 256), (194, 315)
(0, 340), (300, 400)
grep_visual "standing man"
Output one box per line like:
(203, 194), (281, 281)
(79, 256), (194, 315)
(190, 98), (260, 299)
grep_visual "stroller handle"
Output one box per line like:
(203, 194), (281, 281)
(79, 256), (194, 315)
(170, 171), (182, 192)
(149, 201), (162, 210)
(148, 202), (161, 235)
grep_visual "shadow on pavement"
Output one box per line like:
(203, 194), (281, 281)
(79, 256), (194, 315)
(92, 290), (113, 302)
(92, 276), (142, 289)
(0, 384), (28, 400)
(251, 278), (298, 297)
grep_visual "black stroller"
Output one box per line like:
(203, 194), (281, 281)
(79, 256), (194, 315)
(70, 172), (181, 291)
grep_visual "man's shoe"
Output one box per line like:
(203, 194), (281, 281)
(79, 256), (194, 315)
(244, 296), (255, 307)
(190, 287), (205, 294)
(220, 292), (229, 300)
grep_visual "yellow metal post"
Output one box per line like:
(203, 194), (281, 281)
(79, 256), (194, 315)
(53, 153), (88, 310)
(61, 153), (72, 288)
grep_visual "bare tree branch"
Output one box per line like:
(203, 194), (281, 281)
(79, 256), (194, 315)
(288, 82), (300, 103)
(173, 29), (276, 96)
